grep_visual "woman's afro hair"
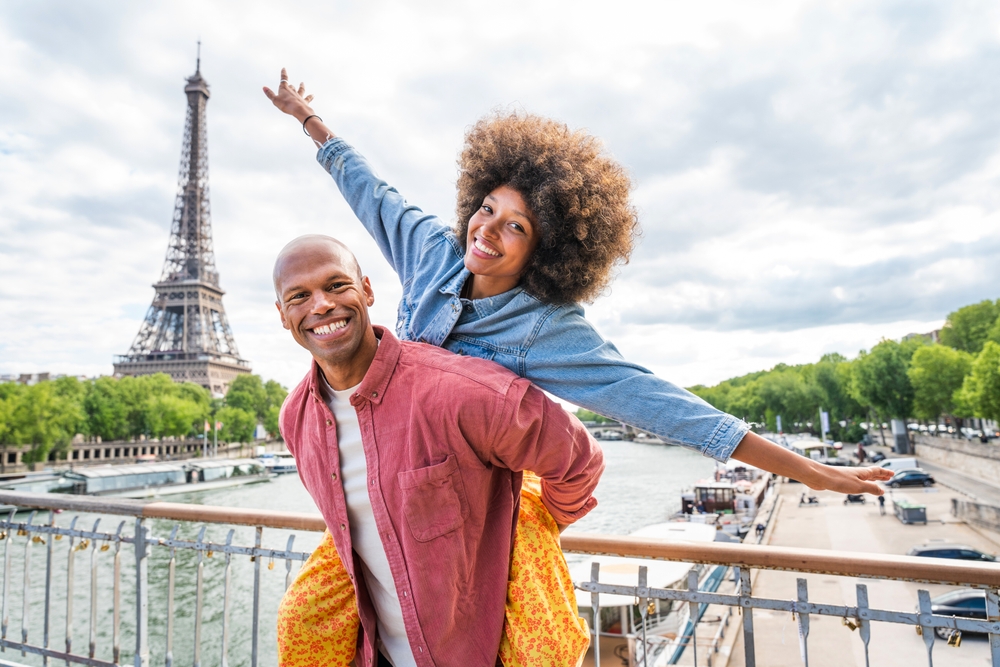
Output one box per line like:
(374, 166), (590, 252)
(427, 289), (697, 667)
(455, 111), (639, 304)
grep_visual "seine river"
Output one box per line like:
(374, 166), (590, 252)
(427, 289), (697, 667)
(7, 440), (714, 666)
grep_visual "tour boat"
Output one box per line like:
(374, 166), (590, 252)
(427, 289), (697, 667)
(571, 522), (729, 666)
(257, 451), (298, 475)
(62, 459), (271, 498)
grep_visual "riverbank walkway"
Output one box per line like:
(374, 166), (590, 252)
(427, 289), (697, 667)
(719, 475), (999, 666)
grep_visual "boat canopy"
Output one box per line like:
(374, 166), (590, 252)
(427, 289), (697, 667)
(64, 463), (186, 494)
(186, 459), (264, 482)
(571, 522), (718, 608)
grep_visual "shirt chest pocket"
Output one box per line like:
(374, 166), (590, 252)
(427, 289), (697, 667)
(397, 455), (470, 542)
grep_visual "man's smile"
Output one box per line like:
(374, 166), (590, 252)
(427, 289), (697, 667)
(308, 317), (350, 338)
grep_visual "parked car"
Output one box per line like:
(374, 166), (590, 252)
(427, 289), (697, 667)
(908, 543), (996, 562)
(888, 469), (934, 487)
(869, 451), (886, 463)
(926, 589), (988, 639)
(875, 457), (920, 473)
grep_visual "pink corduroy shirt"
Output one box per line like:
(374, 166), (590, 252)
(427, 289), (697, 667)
(280, 326), (604, 667)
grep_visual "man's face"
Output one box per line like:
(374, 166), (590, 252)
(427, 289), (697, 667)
(274, 240), (375, 369)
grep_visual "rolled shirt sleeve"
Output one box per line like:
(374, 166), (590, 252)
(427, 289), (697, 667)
(483, 378), (604, 526)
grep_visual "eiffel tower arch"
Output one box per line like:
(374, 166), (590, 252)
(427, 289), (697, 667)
(114, 55), (251, 397)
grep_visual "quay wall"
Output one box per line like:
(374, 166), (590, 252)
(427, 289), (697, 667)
(913, 434), (1000, 488)
(952, 498), (1000, 533)
(0, 438), (286, 474)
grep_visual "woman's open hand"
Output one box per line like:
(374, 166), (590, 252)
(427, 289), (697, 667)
(263, 68), (314, 122)
(809, 463), (894, 496)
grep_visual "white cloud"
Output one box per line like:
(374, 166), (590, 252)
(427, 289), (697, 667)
(1, 0), (998, 392)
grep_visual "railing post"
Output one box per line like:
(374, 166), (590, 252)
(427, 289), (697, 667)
(43, 510), (54, 667)
(637, 565), (648, 667)
(855, 584), (871, 667)
(192, 526), (206, 667)
(251, 527), (262, 667)
(65, 515), (79, 660)
(220, 529), (235, 667)
(284, 535), (297, 591)
(739, 568), (755, 667)
(986, 587), (999, 667)
(688, 568), (699, 667)
(23, 511), (37, 656)
(133, 518), (149, 667)
(166, 525), (179, 667)
(590, 562), (601, 667)
(917, 589), (934, 667)
(88, 518), (101, 660)
(113, 521), (125, 665)
(795, 578), (810, 667)
(1, 508), (13, 651)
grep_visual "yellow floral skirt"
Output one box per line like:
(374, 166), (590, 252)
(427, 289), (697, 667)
(276, 473), (589, 666)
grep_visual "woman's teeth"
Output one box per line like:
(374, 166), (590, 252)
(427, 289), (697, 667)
(475, 239), (500, 257)
(312, 320), (347, 335)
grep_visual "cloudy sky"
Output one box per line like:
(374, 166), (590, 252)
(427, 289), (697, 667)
(2, 0), (998, 393)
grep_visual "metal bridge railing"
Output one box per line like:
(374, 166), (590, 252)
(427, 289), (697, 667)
(0, 491), (997, 667)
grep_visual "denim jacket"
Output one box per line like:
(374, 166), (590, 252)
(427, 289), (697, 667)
(317, 138), (749, 461)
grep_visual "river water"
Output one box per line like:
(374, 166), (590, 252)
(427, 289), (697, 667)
(6, 440), (714, 666)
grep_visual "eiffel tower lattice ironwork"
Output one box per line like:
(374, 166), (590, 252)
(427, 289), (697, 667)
(114, 54), (251, 396)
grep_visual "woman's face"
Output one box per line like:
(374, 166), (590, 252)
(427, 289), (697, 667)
(464, 185), (539, 297)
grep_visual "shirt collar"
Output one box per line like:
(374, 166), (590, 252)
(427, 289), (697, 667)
(440, 267), (470, 297)
(306, 325), (399, 407)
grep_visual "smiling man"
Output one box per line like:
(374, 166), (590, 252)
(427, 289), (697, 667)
(273, 235), (604, 667)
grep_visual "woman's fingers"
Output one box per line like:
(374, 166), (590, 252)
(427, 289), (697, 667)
(263, 86), (276, 101)
(304, 94), (314, 103)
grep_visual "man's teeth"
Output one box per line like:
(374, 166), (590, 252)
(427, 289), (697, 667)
(312, 321), (347, 335)
(475, 239), (500, 257)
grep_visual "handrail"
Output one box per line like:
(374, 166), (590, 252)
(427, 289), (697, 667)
(2, 490), (998, 587)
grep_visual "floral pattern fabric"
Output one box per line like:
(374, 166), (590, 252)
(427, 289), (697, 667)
(277, 473), (589, 667)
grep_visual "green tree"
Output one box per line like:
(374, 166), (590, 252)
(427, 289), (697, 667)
(9, 381), (84, 463)
(850, 339), (914, 419)
(958, 341), (1000, 422)
(264, 380), (288, 412)
(226, 375), (269, 421)
(264, 404), (282, 439)
(907, 345), (973, 421)
(939, 299), (1000, 354)
(215, 406), (256, 444)
(145, 394), (207, 439)
(83, 377), (129, 441)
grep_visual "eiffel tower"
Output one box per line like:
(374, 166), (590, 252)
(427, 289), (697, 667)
(114, 52), (251, 396)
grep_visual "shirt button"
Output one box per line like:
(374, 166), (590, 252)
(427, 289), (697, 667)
(326, 419), (332, 426)
(464, 304), (474, 313)
(371, 391), (378, 398)
(340, 524), (346, 531)
(331, 472), (337, 480)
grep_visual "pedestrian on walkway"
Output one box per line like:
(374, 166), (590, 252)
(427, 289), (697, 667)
(878, 494), (886, 516)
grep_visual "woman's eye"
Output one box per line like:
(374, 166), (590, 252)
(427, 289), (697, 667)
(481, 204), (493, 214)
(510, 223), (524, 233)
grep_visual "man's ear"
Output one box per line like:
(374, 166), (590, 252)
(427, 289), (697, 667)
(362, 276), (375, 307)
(275, 301), (290, 330)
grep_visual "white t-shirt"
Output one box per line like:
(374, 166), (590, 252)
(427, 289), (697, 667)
(321, 375), (415, 667)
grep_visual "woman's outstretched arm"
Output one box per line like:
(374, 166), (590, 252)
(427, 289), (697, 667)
(263, 69), (446, 285)
(731, 431), (892, 495)
(263, 68), (335, 147)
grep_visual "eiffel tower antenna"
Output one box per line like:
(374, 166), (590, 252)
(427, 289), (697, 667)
(114, 53), (251, 396)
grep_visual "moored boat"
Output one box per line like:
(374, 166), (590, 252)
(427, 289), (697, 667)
(571, 522), (728, 666)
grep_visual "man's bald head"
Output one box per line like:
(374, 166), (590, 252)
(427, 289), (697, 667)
(273, 234), (363, 297)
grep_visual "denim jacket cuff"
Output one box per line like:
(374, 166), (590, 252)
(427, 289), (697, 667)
(316, 137), (353, 172)
(703, 415), (751, 462)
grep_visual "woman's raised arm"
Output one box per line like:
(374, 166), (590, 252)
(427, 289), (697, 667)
(263, 68), (335, 148)
(263, 69), (446, 285)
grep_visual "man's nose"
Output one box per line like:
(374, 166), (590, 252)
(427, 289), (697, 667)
(309, 291), (337, 314)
